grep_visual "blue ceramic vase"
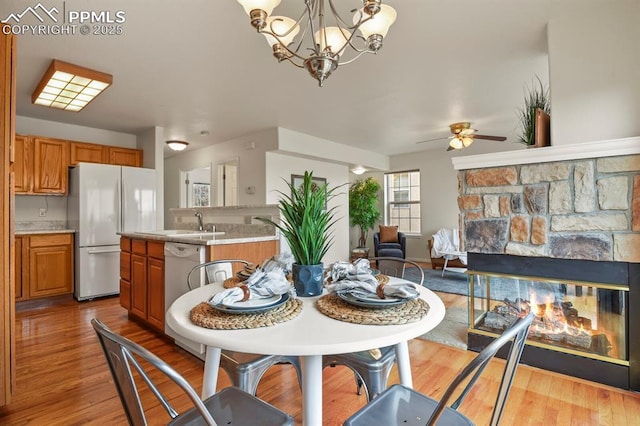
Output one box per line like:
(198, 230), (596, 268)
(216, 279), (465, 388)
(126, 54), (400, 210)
(292, 263), (324, 297)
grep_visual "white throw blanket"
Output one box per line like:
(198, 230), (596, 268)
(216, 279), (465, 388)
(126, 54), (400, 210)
(431, 228), (467, 265)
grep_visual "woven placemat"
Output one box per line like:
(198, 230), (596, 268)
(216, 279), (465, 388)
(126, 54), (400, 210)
(190, 298), (303, 330)
(316, 294), (430, 325)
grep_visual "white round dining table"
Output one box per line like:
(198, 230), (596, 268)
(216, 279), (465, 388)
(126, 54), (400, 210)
(166, 277), (446, 426)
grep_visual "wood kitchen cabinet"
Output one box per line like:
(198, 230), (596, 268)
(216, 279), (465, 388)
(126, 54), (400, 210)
(69, 141), (106, 166)
(209, 240), (278, 273)
(14, 135), (69, 195)
(14, 233), (74, 300)
(13, 135), (31, 193)
(123, 238), (164, 330)
(119, 237), (131, 310)
(108, 146), (142, 167)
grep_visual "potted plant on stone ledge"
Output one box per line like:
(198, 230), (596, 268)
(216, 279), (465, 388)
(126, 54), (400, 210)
(258, 171), (341, 297)
(349, 177), (381, 260)
(517, 76), (551, 148)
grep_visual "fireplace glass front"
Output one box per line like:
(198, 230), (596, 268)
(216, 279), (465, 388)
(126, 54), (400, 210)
(468, 271), (628, 364)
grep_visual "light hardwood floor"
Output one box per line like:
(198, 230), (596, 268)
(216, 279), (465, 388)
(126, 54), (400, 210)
(1, 293), (639, 425)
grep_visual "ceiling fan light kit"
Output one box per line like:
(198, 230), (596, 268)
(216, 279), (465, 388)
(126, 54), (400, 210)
(235, 0), (396, 87)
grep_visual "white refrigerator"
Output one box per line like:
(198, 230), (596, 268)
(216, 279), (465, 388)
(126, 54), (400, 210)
(68, 163), (156, 300)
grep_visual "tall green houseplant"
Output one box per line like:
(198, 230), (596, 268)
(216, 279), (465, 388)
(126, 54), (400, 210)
(259, 171), (340, 296)
(517, 76), (551, 146)
(259, 171), (340, 265)
(349, 177), (381, 248)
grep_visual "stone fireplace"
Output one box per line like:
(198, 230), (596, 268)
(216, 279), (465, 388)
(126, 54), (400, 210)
(452, 139), (640, 390)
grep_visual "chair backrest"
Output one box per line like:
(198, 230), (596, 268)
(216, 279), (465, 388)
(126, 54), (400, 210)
(187, 259), (250, 290)
(428, 312), (535, 426)
(91, 318), (216, 426)
(369, 256), (424, 285)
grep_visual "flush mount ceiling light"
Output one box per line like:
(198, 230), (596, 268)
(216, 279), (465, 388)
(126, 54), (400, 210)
(236, 0), (396, 87)
(351, 166), (367, 175)
(166, 140), (189, 151)
(32, 60), (112, 112)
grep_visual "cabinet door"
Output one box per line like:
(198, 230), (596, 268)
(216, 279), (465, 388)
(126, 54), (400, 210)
(27, 236), (73, 298)
(108, 147), (142, 167)
(33, 137), (69, 194)
(130, 253), (147, 319)
(13, 135), (32, 193)
(147, 258), (164, 330)
(69, 142), (106, 166)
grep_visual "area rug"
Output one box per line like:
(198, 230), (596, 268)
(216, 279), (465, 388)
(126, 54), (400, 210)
(419, 306), (468, 350)
(404, 267), (469, 296)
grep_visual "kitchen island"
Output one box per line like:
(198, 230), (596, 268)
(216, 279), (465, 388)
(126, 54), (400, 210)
(118, 230), (279, 332)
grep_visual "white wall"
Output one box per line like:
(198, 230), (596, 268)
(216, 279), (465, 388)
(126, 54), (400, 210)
(163, 128), (279, 228)
(137, 126), (165, 229)
(16, 116), (137, 147)
(548, 2), (640, 145)
(265, 152), (350, 265)
(14, 195), (67, 224)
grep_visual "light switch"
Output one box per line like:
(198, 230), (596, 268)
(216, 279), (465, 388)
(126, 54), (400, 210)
(246, 186), (256, 194)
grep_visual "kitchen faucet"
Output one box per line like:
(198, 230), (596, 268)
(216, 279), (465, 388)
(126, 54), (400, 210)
(194, 211), (204, 231)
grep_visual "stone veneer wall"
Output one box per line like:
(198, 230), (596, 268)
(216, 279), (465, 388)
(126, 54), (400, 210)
(457, 154), (640, 263)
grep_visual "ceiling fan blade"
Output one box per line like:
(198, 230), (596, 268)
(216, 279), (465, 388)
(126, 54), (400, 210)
(474, 134), (507, 141)
(416, 136), (448, 144)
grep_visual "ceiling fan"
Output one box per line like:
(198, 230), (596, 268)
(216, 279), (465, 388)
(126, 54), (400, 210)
(417, 122), (507, 151)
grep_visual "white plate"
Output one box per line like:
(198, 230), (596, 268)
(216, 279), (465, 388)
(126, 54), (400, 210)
(210, 294), (290, 315)
(337, 292), (413, 309)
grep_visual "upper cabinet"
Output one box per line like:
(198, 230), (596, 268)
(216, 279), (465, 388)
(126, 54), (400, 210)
(69, 141), (106, 166)
(70, 143), (143, 167)
(14, 135), (68, 195)
(14, 134), (144, 195)
(33, 137), (68, 194)
(107, 146), (142, 167)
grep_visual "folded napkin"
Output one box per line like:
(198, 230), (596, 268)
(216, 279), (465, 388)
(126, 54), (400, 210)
(209, 267), (294, 306)
(325, 259), (418, 299)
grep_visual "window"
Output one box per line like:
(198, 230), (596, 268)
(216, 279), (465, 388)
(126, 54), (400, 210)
(192, 183), (210, 207)
(384, 170), (421, 234)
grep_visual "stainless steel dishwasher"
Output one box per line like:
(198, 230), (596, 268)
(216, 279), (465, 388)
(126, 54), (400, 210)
(164, 242), (207, 359)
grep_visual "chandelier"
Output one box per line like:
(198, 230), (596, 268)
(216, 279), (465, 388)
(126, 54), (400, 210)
(236, 0), (397, 86)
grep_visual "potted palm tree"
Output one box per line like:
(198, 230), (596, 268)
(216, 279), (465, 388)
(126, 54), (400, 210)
(349, 177), (381, 257)
(259, 171), (340, 296)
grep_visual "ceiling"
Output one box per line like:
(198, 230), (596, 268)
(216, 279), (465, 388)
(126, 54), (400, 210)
(1, 0), (610, 157)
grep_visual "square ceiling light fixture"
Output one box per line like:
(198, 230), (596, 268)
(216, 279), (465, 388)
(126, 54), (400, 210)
(32, 60), (112, 112)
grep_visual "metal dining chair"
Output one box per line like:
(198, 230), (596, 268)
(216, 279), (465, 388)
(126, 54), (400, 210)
(343, 312), (535, 426)
(187, 259), (302, 395)
(92, 318), (294, 426)
(323, 257), (425, 401)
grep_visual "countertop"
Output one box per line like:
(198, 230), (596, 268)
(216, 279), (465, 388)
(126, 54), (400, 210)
(118, 231), (278, 246)
(15, 229), (75, 235)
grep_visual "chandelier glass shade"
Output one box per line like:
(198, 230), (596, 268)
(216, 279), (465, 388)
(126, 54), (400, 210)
(236, 0), (396, 86)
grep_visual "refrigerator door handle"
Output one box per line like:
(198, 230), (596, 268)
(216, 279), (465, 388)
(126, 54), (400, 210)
(87, 247), (121, 254)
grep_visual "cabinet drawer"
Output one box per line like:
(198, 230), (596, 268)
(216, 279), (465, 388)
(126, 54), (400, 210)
(131, 239), (146, 255)
(29, 233), (72, 247)
(120, 237), (131, 252)
(147, 241), (164, 260)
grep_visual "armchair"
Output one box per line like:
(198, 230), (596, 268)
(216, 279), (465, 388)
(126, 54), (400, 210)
(373, 229), (406, 259)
